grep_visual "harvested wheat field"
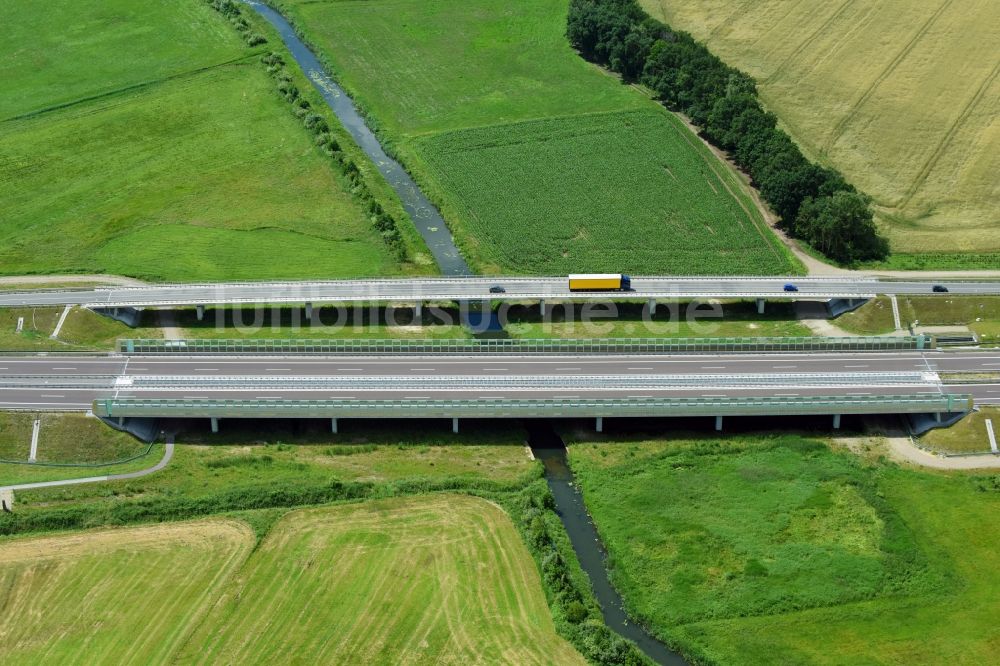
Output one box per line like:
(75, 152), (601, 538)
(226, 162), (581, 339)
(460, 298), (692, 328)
(180, 495), (584, 665)
(0, 520), (253, 664)
(642, 0), (1000, 261)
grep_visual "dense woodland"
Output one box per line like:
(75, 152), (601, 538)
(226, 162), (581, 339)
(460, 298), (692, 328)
(567, 0), (889, 264)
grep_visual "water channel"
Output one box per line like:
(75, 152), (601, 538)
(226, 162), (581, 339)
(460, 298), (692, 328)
(528, 421), (689, 666)
(247, 3), (683, 661)
(245, 1), (472, 276)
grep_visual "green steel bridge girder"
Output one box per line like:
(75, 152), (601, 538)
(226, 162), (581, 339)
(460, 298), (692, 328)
(93, 394), (973, 420)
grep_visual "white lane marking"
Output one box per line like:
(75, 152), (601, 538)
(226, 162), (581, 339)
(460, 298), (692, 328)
(194, 368), (219, 371)
(557, 367), (582, 371)
(702, 366), (726, 369)
(404, 396), (430, 399)
(984, 363), (1000, 367)
(29, 418), (40, 462)
(265, 368), (291, 372)
(40, 394), (65, 398)
(52, 367), (77, 371)
(553, 395), (579, 399)
(483, 367), (509, 371)
(701, 394), (726, 397)
(410, 368), (435, 371)
(773, 365), (797, 369)
(337, 368), (363, 371)
(628, 367), (654, 370)
(845, 364), (869, 368)
(774, 393), (800, 396)
(256, 396), (283, 400)
(847, 392), (871, 395)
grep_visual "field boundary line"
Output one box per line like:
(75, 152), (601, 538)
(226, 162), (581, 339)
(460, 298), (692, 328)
(2, 54), (261, 124)
(900, 56), (1000, 208)
(822, 0), (955, 153)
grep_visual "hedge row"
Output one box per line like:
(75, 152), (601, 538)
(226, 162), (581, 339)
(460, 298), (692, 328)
(206, 0), (267, 46)
(205, 1), (407, 261)
(507, 482), (653, 666)
(567, 0), (888, 264)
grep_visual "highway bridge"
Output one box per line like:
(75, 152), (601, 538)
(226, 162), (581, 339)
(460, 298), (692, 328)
(2, 276), (1000, 311)
(0, 346), (994, 432)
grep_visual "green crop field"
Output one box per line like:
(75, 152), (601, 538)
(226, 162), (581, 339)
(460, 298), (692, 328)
(0, 0), (407, 281)
(568, 433), (1000, 663)
(641, 0), (1000, 265)
(277, 0), (798, 275)
(179, 495), (584, 665)
(0, 520), (253, 664)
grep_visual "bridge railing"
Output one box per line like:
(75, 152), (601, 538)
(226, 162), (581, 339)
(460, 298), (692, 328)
(93, 393), (971, 419)
(117, 335), (932, 355)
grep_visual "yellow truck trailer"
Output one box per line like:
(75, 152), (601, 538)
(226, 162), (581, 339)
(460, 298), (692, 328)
(567, 274), (632, 291)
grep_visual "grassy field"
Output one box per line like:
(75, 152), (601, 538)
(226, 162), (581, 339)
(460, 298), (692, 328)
(0, 0), (410, 281)
(641, 0), (1000, 263)
(180, 495), (584, 664)
(0, 520), (253, 664)
(568, 431), (1000, 663)
(0, 307), (161, 351)
(279, 0), (798, 275)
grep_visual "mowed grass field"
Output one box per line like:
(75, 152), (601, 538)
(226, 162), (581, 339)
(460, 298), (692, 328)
(568, 433), (1000, 663)
(642, 0), (1000, 263)
(0, 0), (405, 281)
(0, 520), (253, 664)
(181, 495), (583, 665)
(280, 0), (798, 275)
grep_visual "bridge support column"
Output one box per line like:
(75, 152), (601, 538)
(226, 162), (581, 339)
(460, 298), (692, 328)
(715, 416), (723, 431)
(414, 302), (423, 319)
(305, 302), (314, 321)
(833, 414), (841, 430)
(211, 417), (219, 434)
(756, 298), (765, 315)
(596, 416), (603, 433)
(648, 299), (656, 316)
(118, 417), (124, 427)
(935, 412), (943, 423)
(452, 417), (459, 434)
(196, 305), (205, 321)
(331, 418), (338, 434)
(539, 299), (546, 317)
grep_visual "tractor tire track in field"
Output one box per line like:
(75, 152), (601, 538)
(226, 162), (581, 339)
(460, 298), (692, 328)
(823, 0), (956, 154)
(706, 0), (756, 40)
(900, 56), (1000, 208)
(765, 0), (856, 85)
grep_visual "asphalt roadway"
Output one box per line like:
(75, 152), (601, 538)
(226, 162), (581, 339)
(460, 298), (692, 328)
(3, 276), (1000, 308)
(0, 350), (996, 411)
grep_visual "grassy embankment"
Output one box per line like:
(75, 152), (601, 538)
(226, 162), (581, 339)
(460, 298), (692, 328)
(0, 414), (161, 485)
(641, 0), (1000, 269)
(274, 0), (800, 275)
(0, 0), (424, 281)
(837, 295), (1000, 342)
(568, 430), (1000, 663)
(919, 407), (1000, 454)
(0, 497), (583, 664)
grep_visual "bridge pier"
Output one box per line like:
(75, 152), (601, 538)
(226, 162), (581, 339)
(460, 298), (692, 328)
(452, 417), (459, 434)
(331, 417), (338, 434)
(596, 416), (603, 433)
(305, 302), (314, 321)
(756, 298), (765, 315)
(935, 412), (942, 423)
(715, 415), (723, 431)
(833, 414), (841, 429)
(211, 417), (219, 434)
(196, 305), (205, 321)
(414, 302), (423, 319)
(539, 299), (546, 317)
(647, 299), (656, 316)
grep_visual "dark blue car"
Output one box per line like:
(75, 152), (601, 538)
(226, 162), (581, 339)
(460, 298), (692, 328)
(783, 283), (799, 292)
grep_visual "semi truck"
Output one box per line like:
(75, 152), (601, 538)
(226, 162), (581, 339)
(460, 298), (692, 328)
(567, 274), (632, 291)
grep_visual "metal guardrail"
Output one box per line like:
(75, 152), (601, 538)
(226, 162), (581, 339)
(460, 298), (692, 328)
(118, 335), (933, 355)
(93, 393), (972, 419)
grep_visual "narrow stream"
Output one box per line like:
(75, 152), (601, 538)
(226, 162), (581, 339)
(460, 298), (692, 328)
(245, 1), (472, 276)
(527, 421), (689, 666)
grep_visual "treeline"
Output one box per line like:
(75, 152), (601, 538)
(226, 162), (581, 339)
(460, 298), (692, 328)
(567, 0), (888, 264)
(205, 1), (406, 260)
(206, 0), (267, 46)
